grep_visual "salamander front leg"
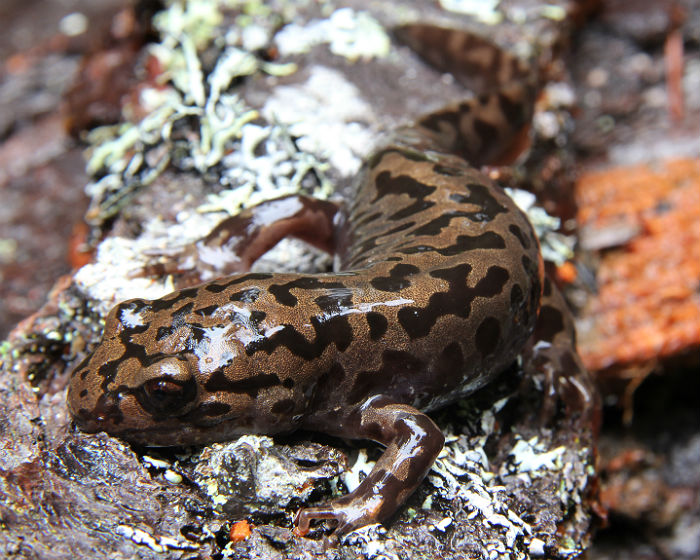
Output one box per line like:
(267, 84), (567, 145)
(296, 395), (445, 538)
(140, 195), (342, 287)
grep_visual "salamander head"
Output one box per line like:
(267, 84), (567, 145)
(67, 297), (267, 446)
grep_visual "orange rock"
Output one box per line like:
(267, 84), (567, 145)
(229, 520), (252, 543)
(575, 158), (700, 372)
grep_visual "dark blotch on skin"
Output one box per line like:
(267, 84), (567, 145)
(366, 312), (388, 340)
(372, 171), (437, 203)
(367, 147), (430, 169)
(269, 277), (345, 307)
(188, 325), (207, 346)
(410, 212), (467, 237)
(355, 221), (415, 256)
(400, 230), (506, 257)
(397, 264), (509, 339)
(249, 310), (267, 326)
(390, 200), (434, 222)
(170, 302), (194, 329)
(314, 289), (354, 313)
(410, 185), (507, 236)
(535, 304), (565, 343)
(91, 356), (120, 382)
(352, 211), (383, 228)
(95, 341), (135, 386)
(370, 263), (419, 292)
(448, 183), (508, 222)
(156, 326), (174, 341)
(372, 171), (437, 222)
(204, 371), (281, 397)
(432, 163), (465, 176)
(508, 224), (531, 250)
(229, 288), (261, 303)
(150, 289), (199, 312)
(195, 304), (219, 317)
(245, 314), (353, 359)
(204, 273), (273, 294)
(475, 316), (501, 357)
(109, 300), (144, 322)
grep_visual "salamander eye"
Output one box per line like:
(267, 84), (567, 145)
(136, 377), (197, 417)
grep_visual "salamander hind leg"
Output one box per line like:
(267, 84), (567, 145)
(523, 277), (601, 433)
(296, 395), (445, 538)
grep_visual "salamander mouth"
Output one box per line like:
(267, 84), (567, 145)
(70, 410), (103, 434)
(75, 401), (248, 447)
(108, 421), (243, 447)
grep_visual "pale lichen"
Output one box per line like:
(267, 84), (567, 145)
(275, 7), (391, 62)
(116, 524), (198, 553)
(439, 0), (504, 25)
(262, 65), (377, 177)
(83, 0), (326, 228)
(507, 187), (575, 265)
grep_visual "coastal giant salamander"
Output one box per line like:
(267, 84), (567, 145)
(68, 25), (597, 537)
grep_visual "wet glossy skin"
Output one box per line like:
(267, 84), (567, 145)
(67, 25), (597, 537)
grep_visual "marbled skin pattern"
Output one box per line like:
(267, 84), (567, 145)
(68, 25), (596, 537)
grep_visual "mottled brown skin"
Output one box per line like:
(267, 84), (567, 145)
(67, 25), (597, 538)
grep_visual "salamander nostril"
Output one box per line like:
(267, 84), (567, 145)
(88, 393), (125, 427)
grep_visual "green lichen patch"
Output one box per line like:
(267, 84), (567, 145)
(83, 0), (330, 229)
